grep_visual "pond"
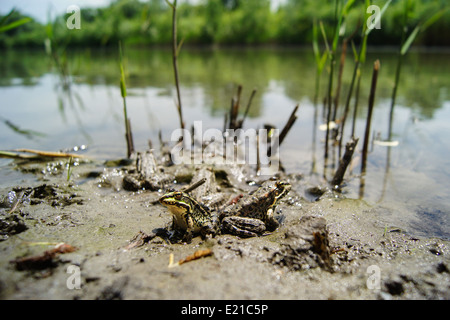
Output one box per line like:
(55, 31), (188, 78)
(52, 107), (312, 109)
(1, 46), (449, 239)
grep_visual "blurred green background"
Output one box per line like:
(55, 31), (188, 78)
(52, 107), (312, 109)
(1, 0), (449, 48)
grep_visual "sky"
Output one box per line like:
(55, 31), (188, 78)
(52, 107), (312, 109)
(1, 0), (122, 23)
(0, 0), (288, 23)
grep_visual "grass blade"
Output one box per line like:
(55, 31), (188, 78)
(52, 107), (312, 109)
(400, 25), (420, 56)
(0, 17), (31, 33)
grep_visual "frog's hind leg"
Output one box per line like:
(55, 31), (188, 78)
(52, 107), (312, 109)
(221, 216), (266, 238)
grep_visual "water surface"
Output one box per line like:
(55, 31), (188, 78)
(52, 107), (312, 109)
(1, 47), (449, 239)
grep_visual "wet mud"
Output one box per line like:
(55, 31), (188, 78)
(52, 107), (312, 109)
(0, 159), (449, 300)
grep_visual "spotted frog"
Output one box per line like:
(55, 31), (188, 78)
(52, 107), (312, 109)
(159, 191), (217, 243)
(219, 180), (291, 237)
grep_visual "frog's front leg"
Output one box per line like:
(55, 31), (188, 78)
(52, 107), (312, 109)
(181, 213), (194, 243)
(265, 207), (280, 231)
(200, 219), (217, 240)
(221, 216), (266, 237)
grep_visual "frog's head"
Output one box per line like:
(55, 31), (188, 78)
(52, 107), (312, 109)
(273, 181), (291, 203)
(159, 191), (192, 216)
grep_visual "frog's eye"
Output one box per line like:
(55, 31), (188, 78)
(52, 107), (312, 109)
(174, 193), (182, 200)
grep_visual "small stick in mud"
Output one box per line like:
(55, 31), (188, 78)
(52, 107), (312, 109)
(238, 88), (257, 129)
(331, 137), (359, 186)
(10, 243), (78, 271)
(6, 148), (86, 159)
(278, 104), (299, 146)
(267, 104), (298, 157)
(181, 178), (207, 193)
(256, 132), (261, 175)
(229, 85), (242, 130)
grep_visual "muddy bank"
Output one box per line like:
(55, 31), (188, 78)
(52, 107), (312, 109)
(0, 159), (449, 300)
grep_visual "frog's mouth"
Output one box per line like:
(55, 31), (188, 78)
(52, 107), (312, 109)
(160, 198), (190, 213)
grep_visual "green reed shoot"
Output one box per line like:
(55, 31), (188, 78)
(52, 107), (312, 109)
(312, 19), (328, 106)
(0, 8), (31, 33)
(339, 0), (391, 148)
(119, 41), (135, 158)
(388, 2), (447, 140)
(323, 0), (355, 159)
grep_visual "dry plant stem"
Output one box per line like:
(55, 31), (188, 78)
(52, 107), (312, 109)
(229, 85), (242, 129)
(267, 104), (298, 157)
(333, 22), (360, 131)
(324, 52), (335, 160)
(125, 117), (135, 158)
(240, 88), (257, 128)
(361, 60), (380, 174)
(331, 137), (359, 186)
(168, 0), (184, 130)
(11, 149), (85, 159)
(350, 70), (361, 138)
(332, 38), (348, 124)
(388, 48), (403, 141)
(228, 98), (236, 129)
(256, 133), (261, 175)
(119, 41), (134, 158)
(181, 178), (207, 193)
(339, 58), (360, 155)
(279, 104), (299, 146)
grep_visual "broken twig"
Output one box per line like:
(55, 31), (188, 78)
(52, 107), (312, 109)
(181, 178), (207, 193)
(168, 249), (213, 268)
(0, 149), (86, 159)
(11, 243), (78, 271)
(267, 104), (298, 157)
(331, 137), (359, 186)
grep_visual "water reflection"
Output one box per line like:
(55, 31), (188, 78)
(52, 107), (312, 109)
(0, 47), (449, 238)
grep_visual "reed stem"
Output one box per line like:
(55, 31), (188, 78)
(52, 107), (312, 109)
(119, 41), (134, 158)
(387, 40), (404, 141)
(240, 88), (257, 128)
(167, 0), (185, 130)
(361, 59), (380, 173)
(331, 137), (358, 186)
(350, 68), (361, 138)
(267, 104), (298, 157)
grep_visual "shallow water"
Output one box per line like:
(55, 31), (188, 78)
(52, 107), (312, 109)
(1, 46), (449, 239)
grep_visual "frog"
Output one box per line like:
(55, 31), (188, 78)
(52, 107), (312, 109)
(189, 167), (230, 211)
(219, 180), (291, 237)
(159, 190), (218, 243)
(123, 150), (173, 191)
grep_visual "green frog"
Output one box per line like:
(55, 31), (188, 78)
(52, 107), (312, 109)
(159, 190), (218, 243)
(219, 180), (291, 237)
(159, 180), (291, 241)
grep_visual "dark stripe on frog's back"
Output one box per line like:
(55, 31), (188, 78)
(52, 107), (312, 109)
(185, 196), (212, 225)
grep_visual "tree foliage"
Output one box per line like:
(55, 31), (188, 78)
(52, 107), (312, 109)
(0, 0), (448, 48)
